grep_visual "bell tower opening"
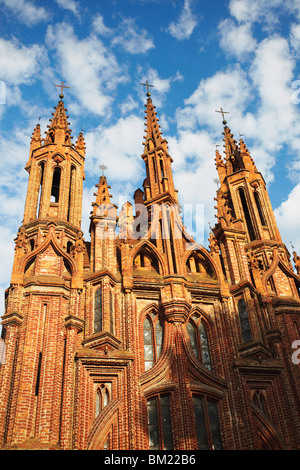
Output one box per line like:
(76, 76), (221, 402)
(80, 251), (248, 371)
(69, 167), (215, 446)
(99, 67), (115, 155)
(238, 188), (255, 241)
(51, 167), (61, 203)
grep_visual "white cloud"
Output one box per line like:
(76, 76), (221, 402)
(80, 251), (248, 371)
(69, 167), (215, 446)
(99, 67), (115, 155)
(229, 0), (300, 28)
(54, 0), (79, 16)
(274, 183), (300, 254)
(167, 0), (198, 40)
(0, 0), (48, 25)
(0, 38), (46, 85)
(92, 13), (113, 36)
(175, 65), (252, 132)
(120, 95), (138, 115)
(248, 36), (299, 152)
(218, 19), (257, 59)
(168, 130), (217, 244)
(84, 115), (144, 183)
(290, 23), (300, 53)
(46, 23), (128, 116)
(112, 18), (154, 54)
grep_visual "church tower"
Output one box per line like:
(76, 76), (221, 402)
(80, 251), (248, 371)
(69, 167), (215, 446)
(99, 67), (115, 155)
(0, 87), (86, 449)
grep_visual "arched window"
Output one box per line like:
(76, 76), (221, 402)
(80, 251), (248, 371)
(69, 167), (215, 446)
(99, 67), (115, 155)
(51, 167), (61, 203)
(95, 385), (110, 417)
(237, 298), (253, 343)
(36, 161), (45, 217)
(238, 188), (255, 241)
(254, 192), (267, 227)
(187, 315), (212, 371)
(110, 289), (114, 334)
(253, 391), (267, 415)
(147, 395), (173, 450)
(193, 396), (223, 450)
(143, 312), (163, 371)
(94, 287), (102, 333)
(67, 165), (76, 221)
(96, 389), (101, 416)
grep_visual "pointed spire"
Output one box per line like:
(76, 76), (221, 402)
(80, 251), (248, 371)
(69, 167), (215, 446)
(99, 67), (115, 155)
(75, 131), (86, 156)
(143, 95), (168, 153)
(239, 137), (257, 172)
(44, 99), (72, 145)
(223, 124), (245, 174)
(91, 174), (115, 218)
(30, 122), (42, 154)
(215, 147), (226, 184)
(95, 175), (112, 205)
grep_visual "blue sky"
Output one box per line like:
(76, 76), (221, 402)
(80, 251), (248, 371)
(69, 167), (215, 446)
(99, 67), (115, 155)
(1, 0), (300, 318)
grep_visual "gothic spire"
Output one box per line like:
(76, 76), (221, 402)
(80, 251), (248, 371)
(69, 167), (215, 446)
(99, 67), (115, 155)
(91, 173), (114, 218)
(75, 131), (86, 156)
(140, 87), (177, 204)
(44, 98), (72, 146)
(142, 93), (168, 153)
(222, 124), (245, 174)
(239, 137), (258, 173)
(30, 122), (42, 155)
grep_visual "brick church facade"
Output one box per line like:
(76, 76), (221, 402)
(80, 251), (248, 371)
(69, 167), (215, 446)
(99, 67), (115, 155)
(0, 88), (300, 450)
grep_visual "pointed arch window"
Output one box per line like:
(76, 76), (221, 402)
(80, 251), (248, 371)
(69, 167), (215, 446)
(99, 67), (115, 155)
(238, 188), (255, 241)
(253, 391), (267, 416)
(187, 315), (212, 370)
(94, 286), (103, 333)
(67, 165), (76, 222)
(254, 191), (267, 227)
(95, 384), (110, 417)
(51, 167), (61, 203)
(237, 297), (253, 343)
(110, 289), (114, 334)
(36, 161), (45, 217)
(143, 312), (163, 371)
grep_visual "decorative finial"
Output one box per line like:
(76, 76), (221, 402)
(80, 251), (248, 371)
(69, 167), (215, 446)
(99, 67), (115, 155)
(100, 164), (107, 176)
(140, 80), (155, 97)
(215, 107), (229, 125)
(54, 81), (70, 100)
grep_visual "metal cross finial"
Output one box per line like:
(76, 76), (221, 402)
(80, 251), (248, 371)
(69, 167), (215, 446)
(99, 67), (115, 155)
(54, 81), (70, 99)
(140, 80), (155, 96)
(215, 107), (229, 124)
(100, 164), (107, 176)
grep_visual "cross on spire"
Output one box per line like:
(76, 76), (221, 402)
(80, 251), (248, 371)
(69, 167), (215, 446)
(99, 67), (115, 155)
(215, 107), (229, 124)
(54, 81), (70, 99)
(100, 164), (107, 176)
(140, 80), (155, 96)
